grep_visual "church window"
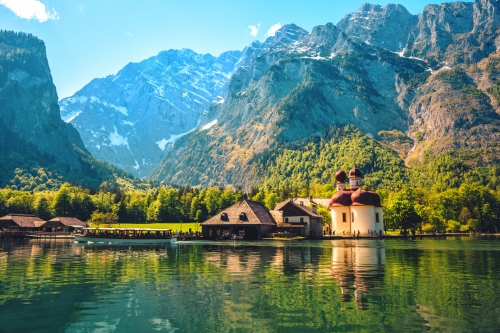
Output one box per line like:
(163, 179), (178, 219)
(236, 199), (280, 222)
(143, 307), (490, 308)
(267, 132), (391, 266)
(342, 213), (346, 222)
(300, 217), (304, 223)
(352, 212), (354, 222)
(376, 213), (380, 223)
(285, 217), (289, 223)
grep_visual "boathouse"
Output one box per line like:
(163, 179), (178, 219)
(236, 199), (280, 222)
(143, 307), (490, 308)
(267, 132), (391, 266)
(201, 199), (276, 240)
(0, 214), (45, 231)
(272, 200), (324, 237)
(40, 217), (86, 232)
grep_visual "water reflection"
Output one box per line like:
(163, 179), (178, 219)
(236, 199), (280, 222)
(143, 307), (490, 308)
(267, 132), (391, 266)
(331, 240), (385, 309)
(1, 238), (500, 332)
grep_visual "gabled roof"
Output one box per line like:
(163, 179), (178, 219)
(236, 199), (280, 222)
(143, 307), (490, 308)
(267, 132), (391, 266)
(273, 200), (323, 219)
(275, 197), (330, 209)
(201, 200), (276, 226)
(45, 217), (86, 227)
(0, 214), (45, 228)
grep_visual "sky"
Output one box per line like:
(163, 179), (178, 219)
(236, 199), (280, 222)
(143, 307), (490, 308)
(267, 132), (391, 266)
(0, 0), (472, 99)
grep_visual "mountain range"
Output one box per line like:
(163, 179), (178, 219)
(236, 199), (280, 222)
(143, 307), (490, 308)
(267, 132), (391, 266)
(2, 0), (500, 192)
(148, 0), (500, 189)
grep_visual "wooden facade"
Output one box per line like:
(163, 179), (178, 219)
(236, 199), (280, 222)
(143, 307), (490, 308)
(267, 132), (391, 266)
(272, 201), (323, 237)
(201, 200), (276, 240)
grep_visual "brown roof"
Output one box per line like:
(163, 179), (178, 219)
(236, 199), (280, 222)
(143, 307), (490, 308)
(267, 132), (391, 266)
(201, 200), (277, 226)
(47, 217), (86, 226)
(276, 223), (306, 228)
(275, 198), (330, 209)
(0, 214), (45, 228)
(270, 210), (283, 223)
(273, 200), (324, 219)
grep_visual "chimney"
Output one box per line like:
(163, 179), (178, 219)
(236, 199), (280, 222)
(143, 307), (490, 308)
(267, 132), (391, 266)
(312, 203), (317, 213)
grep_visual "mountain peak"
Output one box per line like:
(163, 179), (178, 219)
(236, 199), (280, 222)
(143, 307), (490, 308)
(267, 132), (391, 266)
(336, 2), (417, 52)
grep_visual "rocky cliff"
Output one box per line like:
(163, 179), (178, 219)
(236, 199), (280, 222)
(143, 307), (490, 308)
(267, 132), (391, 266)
(0, 31), (87, 168)
(0, 31), (136, 190)
(59, 48), (242, 178)
(148, 0), (500, 189)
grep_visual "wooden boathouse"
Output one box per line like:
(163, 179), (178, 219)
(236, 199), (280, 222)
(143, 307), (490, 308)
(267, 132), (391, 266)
(40, 217), (86, 232)
(0, 214), (45, 231)
(201, 200), (276, 240)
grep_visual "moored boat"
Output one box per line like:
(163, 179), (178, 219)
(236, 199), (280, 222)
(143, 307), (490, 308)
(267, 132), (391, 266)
(74, 228), (176, 244)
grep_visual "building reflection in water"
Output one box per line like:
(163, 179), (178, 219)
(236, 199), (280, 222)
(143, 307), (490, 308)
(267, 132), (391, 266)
(331, 240), (385, 309)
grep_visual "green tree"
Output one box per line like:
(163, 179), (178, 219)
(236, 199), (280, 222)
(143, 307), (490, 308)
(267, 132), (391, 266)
(264, 192), (280, 210)
(52, 185), (73, 217)
(35, 197), (52, 221)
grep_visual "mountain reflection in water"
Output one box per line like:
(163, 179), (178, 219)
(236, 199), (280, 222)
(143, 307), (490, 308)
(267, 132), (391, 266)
(1, 237), (500, 332)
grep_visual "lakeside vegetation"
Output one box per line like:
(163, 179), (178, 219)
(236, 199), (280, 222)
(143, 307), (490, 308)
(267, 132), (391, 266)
(1, 124), (499, 233)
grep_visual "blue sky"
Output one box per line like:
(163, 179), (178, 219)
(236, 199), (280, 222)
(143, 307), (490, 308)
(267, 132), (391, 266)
(0, 0), (471, 99)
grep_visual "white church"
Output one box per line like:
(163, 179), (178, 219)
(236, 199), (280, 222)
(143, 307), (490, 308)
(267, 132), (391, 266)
(329, 166), (384, 236)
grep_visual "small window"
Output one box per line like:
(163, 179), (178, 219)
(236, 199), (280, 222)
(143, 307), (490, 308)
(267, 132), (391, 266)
(376, 213), (380, 223)
(342, 213), (346, 222)
(285, 217), (289, 223)
(300, 217), (304, 223)
(221, 213), (228, 221)
(239, 212), (247, 221)
(352, 212), (354, 223)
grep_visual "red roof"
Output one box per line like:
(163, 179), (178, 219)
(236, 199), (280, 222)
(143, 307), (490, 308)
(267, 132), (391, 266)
(329, 190), (353, 207)
(335, 170), (347, 183)
(329, 189), (382, 207)
(351, 189), (381, 206)
(348, 166), (363, 178)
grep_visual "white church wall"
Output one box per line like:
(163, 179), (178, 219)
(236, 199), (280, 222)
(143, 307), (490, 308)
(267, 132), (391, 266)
(375, 207), (384, 233)
(351, 206), (376, 235)
(331, 206), (351, 235)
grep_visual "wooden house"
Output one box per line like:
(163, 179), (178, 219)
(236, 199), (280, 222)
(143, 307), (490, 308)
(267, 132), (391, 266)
(201, 200), (276, 240)
(272, 200), (323, 237)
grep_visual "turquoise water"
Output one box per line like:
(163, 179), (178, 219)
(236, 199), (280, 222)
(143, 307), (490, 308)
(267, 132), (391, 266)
(0, 237), (499, 332)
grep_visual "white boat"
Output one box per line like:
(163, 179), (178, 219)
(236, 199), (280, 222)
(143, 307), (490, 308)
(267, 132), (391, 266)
(74, 227), (176, 244)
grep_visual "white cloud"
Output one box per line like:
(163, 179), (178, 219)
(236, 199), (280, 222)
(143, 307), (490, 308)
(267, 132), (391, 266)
(266, 23), (282, 37)
(0, 0), (58, 22)
(248, 24), (260, 37)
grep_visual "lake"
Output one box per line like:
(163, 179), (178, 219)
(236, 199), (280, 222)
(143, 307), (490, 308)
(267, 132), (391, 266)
(0, 237), (499, 332)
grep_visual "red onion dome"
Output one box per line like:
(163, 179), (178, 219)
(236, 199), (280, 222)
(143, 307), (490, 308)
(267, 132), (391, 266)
(371, 192), (381, 207)
(329, 190), (353, 207)
(351, 188), (374, 206)
(348, 166), (363, 178)
(335, 170), (347, 183)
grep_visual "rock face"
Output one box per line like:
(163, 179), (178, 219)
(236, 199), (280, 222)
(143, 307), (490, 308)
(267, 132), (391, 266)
(148, 1), (500, 189)
(336, 3), (418, 52)
(60, 49), (242, 178)
(0, 31), (136, 190)
(0, 31), (87, 169)
(405, 0), (500, 65)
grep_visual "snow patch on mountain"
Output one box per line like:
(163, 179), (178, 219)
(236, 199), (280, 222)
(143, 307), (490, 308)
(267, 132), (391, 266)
(156, 127), (197, 151)
(201, 119), (218, 131)
(109, 126), (129, 147)
(63, 110), (82, 123)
